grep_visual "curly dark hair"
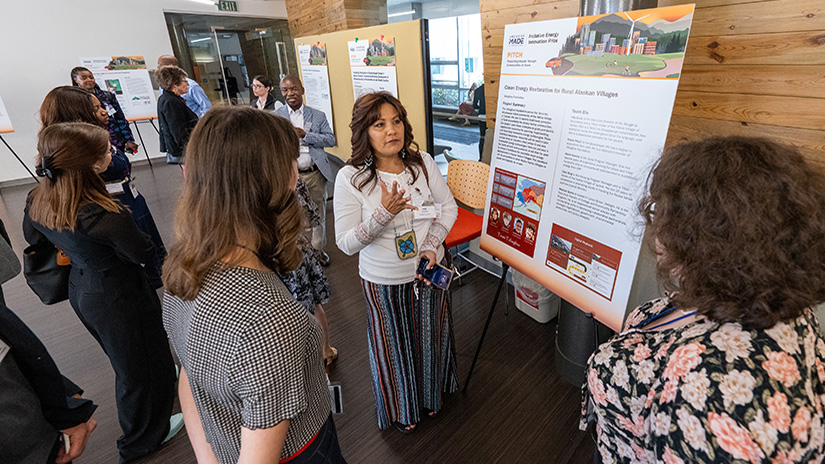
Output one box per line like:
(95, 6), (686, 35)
(348, 92), (426, 192)
(156, 66), (188, 92)
(639, 136), (825, 329)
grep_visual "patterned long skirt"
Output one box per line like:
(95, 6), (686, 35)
(360, 277), (459, 429)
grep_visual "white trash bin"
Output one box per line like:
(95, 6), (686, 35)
(513, 270), (560, 323)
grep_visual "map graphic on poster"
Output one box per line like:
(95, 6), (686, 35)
(0, 95), (13, 133)
(80, 56), (157, 121)
(514, 176), (545, 220)
(480, 4), (694, 330)
(348, 36), (398, 99)
(298, 43), (335, 136)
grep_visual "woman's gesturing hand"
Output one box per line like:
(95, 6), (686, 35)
(379, 180), (417, 215)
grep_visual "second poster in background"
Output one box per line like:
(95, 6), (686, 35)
(0, 95), (13, 133)
(481, 4), (695, 330)
(298, 43), (335, 134)
(348, 36), (398, 99)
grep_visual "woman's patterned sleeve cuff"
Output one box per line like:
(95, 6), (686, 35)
(355, 204), (395, 245)
(420, 222), (449, 252)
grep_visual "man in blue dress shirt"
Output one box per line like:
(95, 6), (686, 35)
(157, 55), (212, 117)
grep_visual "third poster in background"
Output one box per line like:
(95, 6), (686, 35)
(348, 36), (398, 99)
(0, 95), (13, 133)
(80, 56), (157, 121)
(299, 43), (335, 135)
(481, 4), (695, 330)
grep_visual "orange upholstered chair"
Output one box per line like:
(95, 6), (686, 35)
(445, 160), (490, 280)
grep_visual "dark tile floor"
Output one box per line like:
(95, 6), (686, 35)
(0, 161), (595, 463)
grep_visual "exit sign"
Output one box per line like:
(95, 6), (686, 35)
(218, 1), (238, 11)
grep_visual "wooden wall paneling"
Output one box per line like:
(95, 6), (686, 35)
(687, 0), (825, 37)
(677, 65), (825, 98)
(666, 114), (825, 163)
(684, 31), (825, 65)
(672, 91), (825, 131)
(286, 0), (385, 38)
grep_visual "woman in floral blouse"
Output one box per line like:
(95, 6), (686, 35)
(582, 136), (825, 463)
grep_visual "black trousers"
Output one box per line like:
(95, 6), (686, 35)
(68, 266), (176, 463)
(288, 414), (347, 464)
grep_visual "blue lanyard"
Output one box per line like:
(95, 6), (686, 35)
(630, 304), (697, 331)
(647, 311), (697, 330)
(630, 305), (676, 330)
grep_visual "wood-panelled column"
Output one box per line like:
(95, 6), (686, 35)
(285, 0), (387, 37)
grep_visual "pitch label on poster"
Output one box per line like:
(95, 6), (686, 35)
(546, 223), (621, 300)
(79, 56), (157, 121)
(486, 168), (544, 258)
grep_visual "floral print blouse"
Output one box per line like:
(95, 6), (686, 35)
(581, 297), (825, 463)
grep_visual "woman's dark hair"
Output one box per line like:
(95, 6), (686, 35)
(163, 107), (304, 300)
(252, 75), (273, 89)
(40, 86), (101, 128)
(639, 136), (825, 329)
(28, 122), (120, 230)
(348, 92), (425, 192)
(70, 66), (93, 87)
(156, 66), (188, 91)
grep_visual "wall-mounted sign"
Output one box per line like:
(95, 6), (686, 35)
(218, 1), (238, 12)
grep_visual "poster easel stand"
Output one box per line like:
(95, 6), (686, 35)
(1, 134), (38, 183)
(462, 262), (509, 393)
(131, 118), (160, 167)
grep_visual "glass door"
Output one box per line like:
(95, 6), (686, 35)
(164, 13), (297, 107)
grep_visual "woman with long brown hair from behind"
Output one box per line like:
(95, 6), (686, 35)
(162, 106), (345, 464)
(23, 122), (180, 463)
(40, 86), (167, 288)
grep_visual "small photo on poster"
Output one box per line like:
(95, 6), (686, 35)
(502, 212), (513, 229)
(525, 223), (536, 242)
(513, 218), (524, 235)
(550, 234), (571, 254)
(308, 43), (327, 66)
(490, 207), (501, 225)
(105, 79), (123, 95)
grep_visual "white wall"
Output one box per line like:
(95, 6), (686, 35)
(0, 0), (287, 184)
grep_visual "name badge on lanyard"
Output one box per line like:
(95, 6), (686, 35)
(412, 187), (437, 220)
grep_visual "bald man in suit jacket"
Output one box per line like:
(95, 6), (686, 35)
(275, 75), (338, 265)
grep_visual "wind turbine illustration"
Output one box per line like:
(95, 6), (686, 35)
(623, 11), (650, 55)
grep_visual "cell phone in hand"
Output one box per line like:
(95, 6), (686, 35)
(416, 258), (454, 290)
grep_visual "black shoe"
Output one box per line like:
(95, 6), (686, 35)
(318, 251), (331, 267)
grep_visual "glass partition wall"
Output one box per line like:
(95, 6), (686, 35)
(164, 12), (296, 106)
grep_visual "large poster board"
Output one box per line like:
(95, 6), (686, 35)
(347, 36), (399, 99)
(481, 5), (695, 330)
(80, 56), (157, 121)
(298, 43), (335, 134)
(0, 95), (13, 133)
(294, 20), (431, 161)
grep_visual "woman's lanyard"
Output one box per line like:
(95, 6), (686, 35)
(630, 304), (697, 331)
(380, 171), (418, 260)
